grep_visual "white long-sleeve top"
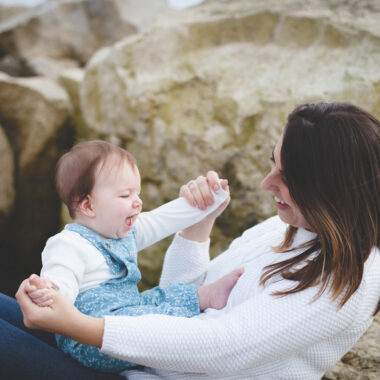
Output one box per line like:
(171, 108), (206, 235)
(100, 216), (380, 380)
(40, 190), (228, 303)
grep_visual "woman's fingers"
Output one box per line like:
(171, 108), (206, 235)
(39, 298), (54, 307)
(16, 279), (40, 328)
(180, 184), (197, 206)
(180, 171), (229, 209)
(189, 178), (208, 210)
(206, 171), (221, 192)
(220, 178), (229, 192)
(17, 278), (82, 336)
(180, 178), (208, 209)
(195, 176), (214, 208)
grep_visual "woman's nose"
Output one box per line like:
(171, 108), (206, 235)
(260, 170), (276, 191)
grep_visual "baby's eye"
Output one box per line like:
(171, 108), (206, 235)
(120, 194), (130, 198)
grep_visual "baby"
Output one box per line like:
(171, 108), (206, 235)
(26, 140), (243, 373)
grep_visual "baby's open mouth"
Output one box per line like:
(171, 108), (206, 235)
(125, 214), (139, 228)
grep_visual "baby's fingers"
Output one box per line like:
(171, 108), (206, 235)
(38, 298), (53, 307)
(29, 273), (47, 290)
(28, 288), (54, 307)
(25, 280), (37, 293)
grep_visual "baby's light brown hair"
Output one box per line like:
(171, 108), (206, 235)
(56, 140), (137, 218)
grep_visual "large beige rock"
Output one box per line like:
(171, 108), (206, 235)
(0, 125), (15, 220)
(0, 72), (72, 168)
(0, 72), (74, 295)
(0, 0), (170, 78)
(0, 4), (28, 24)
(323, 314), (380, 380)
(59, 67), (87, 134)
(79, 0), (380, 263)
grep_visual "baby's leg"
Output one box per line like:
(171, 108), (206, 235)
(197, 268), (244, 311)
(26, 274), (54, 307)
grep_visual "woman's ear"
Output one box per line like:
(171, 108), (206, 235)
(77, 195), (95, 218)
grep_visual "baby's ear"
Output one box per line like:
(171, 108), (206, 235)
(77, 195), (95, 217)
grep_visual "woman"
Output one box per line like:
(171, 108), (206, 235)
(4, 102), (380, 379)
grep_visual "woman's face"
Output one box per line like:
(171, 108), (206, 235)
(260, 135), (312, 230)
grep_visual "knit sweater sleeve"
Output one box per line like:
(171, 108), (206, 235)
(159, 233), (211, 287)
(101, 278), (361, 374)
(134, 189), (228, 252)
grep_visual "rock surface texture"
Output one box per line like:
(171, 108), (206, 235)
(323, 314), (380, 380)
(0, 0), (170, 78)
(78, 0), (380, 257)
(0, 72), (74, 295)
(0, 124), (15, 222)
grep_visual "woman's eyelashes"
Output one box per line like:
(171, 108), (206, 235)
(269, 150), (288, 185)
(270, 150), (275, 163)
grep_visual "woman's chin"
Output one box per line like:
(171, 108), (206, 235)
(277, 209), (292, 225)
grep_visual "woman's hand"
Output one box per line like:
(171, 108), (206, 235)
(179, 171), (230, 242)
(25, 274), (56, 307)
(17, 278), (79, 332)
(180, 170), (230, 212)
(16, 278), (104, 348)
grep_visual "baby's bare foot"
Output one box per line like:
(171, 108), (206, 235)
(198, 268), (244, 311)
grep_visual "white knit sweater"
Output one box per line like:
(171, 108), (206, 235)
(101, 216), (380, 380)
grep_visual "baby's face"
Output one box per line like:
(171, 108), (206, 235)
(89, 155), (142, 239)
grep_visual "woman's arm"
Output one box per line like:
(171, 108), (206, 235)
(159, 231), (212, 287)
(16, 254), (362, 375)
(16, 280), (104, 348)
(159, 172), (230, 287)
(99, 281), (360, 374)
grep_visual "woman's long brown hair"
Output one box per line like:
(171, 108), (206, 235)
(260, 103), (380, 315)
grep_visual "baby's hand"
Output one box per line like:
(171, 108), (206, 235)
(25, 274), (56, 307)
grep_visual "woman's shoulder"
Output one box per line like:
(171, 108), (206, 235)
(363, 246), (380, 291)
(242, 215), (287, 239)
(227, 215), (286, 251)
(344, 247), (380, 325)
